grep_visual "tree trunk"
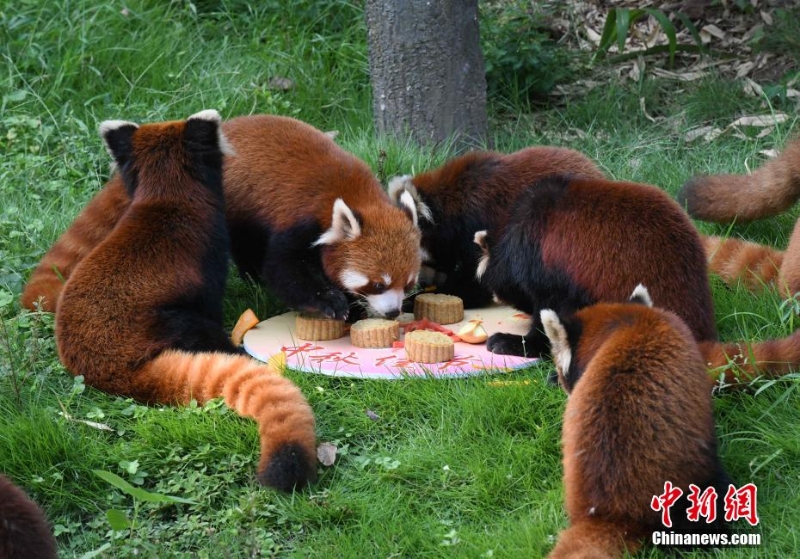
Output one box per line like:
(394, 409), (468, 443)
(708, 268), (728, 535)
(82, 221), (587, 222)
(365, 0), (488, 151)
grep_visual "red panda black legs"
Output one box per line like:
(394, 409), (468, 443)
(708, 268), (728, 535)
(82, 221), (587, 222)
(255, 222), (352, 320)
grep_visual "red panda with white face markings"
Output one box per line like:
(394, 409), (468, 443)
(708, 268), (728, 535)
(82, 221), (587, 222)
(541, 286), (733, 558)
(21, 115), (422, 320)
(387, 147), (605, 307)
(56, 111), (317, 492)
(0, 474), (58, 559)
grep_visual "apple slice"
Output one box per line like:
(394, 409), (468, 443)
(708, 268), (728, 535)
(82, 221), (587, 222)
(457, 319), (488, 344)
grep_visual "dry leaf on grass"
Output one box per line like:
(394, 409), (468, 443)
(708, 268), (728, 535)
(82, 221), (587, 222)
(730, 114), (789, 127)
(317, 442), (338, 466)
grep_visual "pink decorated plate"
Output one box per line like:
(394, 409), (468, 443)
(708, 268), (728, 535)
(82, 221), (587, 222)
(242, 306), (538, 379)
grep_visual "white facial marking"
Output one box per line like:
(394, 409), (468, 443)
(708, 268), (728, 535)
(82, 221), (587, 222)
(367, 289), (404, 316)
(408, 273), (418, 286)
(340, 269), (369, 291)
(382, 273), (392, 286)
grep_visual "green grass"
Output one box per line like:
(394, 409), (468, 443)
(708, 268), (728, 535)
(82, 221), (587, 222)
(1, 0), (799, 557)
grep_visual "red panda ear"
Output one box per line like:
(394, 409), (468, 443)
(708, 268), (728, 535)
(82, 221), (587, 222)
(313, 198), (362, 246)
(474, 230), (490, 280)
(99, 120), (139, 168)
(540, 309), (573, 388)
(473, 230), (488, 252)
(387, 175), (432, 224)
(629, 284), (653, 307)
(185, 109), (235, 156)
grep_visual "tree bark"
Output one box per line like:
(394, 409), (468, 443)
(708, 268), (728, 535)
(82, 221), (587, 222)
(365, 0), (488, 151)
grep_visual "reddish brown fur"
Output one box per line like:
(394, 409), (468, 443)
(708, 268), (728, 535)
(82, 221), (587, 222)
(548, 302), (729, 557)
(0, 474), (57, 559)
(702, 234), (784, 291)
(223, 115), (392, 229)
(20, 174), (129, 312)
(679, 138), (800, 223)
(540, 178), (716, 342)
(22, 115), (419, 316)
(56, 115), (316, 490)
(222, 115), (420, 297)
(680, 138), (800, 299)
(410, 146), (605, 229)
(700, 329), (800, 388)
(548, 518), (633, 559)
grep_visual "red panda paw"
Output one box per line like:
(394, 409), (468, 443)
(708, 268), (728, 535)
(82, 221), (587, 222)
(487, 332), (535, 357)
(302, 288), (350, 321)
(257, 442), (318, 492)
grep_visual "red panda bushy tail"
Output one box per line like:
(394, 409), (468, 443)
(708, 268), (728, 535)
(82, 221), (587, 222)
(677, 139), (800, 223)
(702, 234), (784, 292)
(547, 518), (638, 559)
(21, 177), (130, 312)
(700, 331), (800, 389)
(134, 350), (317, 491)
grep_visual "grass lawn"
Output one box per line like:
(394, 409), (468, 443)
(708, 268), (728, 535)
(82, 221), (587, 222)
(1, 1), (799, 557)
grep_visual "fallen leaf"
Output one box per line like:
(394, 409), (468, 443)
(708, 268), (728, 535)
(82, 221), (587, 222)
(759, 149), (780, 158)
(267, 77), (295, 91)
(742, 78), (764, 97)
(702, 24), (726, 40)
(684, 126), (720, 143)
(730, 114), (789, 127)
(365, 409), (380, 421)
(736, 62), (755, 78)
(317, 442), (337, 466)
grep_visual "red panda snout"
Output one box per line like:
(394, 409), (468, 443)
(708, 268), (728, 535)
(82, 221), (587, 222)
(338, 267), (416, 317)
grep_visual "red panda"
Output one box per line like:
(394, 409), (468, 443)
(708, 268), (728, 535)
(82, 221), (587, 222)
(475, 174), (800, 387)
(678, 139), (800, 299)
(22, 115), (422, 320)
(387, 147), (605, 308)
(541, 286), (732, 558)
(0, 474), (58, 559)
(473, 174), (717, 358)
(55, 111), (317, 492)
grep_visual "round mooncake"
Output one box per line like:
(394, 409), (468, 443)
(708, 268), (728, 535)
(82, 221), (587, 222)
(350, 318), (400, 348)
(413, 293), (464, 325)
(404, 330), (455, 363)
(295, 313), (346, 341)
